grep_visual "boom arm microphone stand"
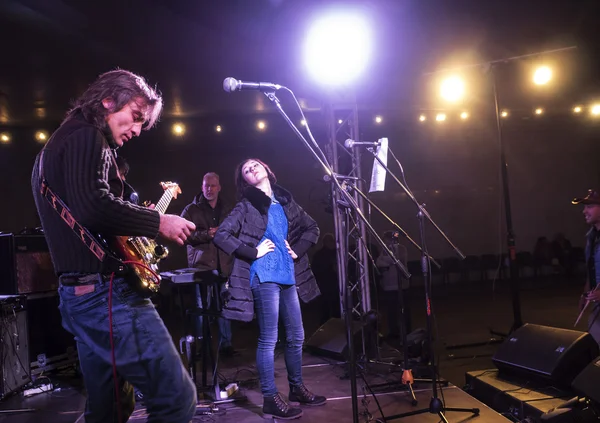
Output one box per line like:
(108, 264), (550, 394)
(350, 187), (441, 270)
(260, 88), (410, 423)
(344, 184), (430, 407)
(360, 144), (480, 422)
(345, 177), (444, 407)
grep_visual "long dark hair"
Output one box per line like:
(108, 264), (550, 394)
(235, 158), (277, 199)
(66, 69), (163, 129)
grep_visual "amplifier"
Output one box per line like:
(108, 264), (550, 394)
(0, 295), (30, 398)
(0, 233), (58, 295)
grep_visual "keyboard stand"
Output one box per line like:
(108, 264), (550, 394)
(163, 269), (245, 404)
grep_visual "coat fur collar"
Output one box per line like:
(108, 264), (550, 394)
(243, 184), (292, 215)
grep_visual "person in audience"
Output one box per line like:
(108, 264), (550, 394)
(375, 230), (410, 338)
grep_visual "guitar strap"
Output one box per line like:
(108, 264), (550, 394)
(37, 147), (127, 275)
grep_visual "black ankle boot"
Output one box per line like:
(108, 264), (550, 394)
(263, 392), (303, 419)
(289, 384), (327, 406)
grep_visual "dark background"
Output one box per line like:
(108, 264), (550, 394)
(1, 0), (600, 268)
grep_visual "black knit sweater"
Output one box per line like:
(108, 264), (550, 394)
(31, 113), (160, 275)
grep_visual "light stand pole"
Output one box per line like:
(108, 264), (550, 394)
(491, 65), (523, 333)
(426, 46), (576, 346)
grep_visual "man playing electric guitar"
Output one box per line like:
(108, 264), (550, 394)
(31, 70), (197, 423)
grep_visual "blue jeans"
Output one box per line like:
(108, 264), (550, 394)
(195, 284), (232, 348)
(58, 274), (197, 423)
(251, 282), (304, 397)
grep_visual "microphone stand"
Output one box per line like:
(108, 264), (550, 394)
(262, 89), (410, 423)
(350, 187), (441, 270)
(345, 185), (442, 406)
(362, 145), (480, 422)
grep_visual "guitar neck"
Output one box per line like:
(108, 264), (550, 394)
(154, 190), (174, 215)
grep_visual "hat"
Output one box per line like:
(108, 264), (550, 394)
(572, 189), (600, 205)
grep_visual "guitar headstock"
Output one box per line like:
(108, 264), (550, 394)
(160, 182), (182, 199)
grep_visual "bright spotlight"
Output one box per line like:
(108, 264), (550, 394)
(533, 66), (552, 85)
(257, 120), (267, 131)
(534, 108), (544, 115)
(419, 114), (426, 122)
(591, 105), (600, 116)
(573, 106), (582, 114)
(303, 11), (372, 86)
(501, 110), (509, 118)
(440, 76), (465, 102)
(460, 111), (469, 120)
(172, 123), (185, 136)
(374, 115), (383, 124)
(301, 119), (307, 126)
(0, 133), (10, 143)
(435, 113), (446, 122)
(35, 130), (48, 142)
(215, 125), (222, 133)
(337, 119), (343, 124)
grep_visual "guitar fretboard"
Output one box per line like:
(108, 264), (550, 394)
(155, 189), (174, 215)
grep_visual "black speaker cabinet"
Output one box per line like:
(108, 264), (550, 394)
(305, 317), (366, 360)
(0, 295), (30, 398)
(572, 356), (600, 405)
(0, 234), (58, 295)
(492, 323), (599, 387)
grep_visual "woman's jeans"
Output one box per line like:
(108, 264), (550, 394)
(58, 274), (197, 423)
(251, 282), (305, 397)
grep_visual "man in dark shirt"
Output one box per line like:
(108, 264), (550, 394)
(181, 172), (235, 355)
(31, 70), (197, 422)
(573, 189), (600, 345)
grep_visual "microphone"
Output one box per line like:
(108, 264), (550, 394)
(344, 139), (381, 148)
(322, 173), (361, 182)
(223, 77), (282, 93)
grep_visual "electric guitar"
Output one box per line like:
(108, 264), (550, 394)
(111, 181), (182, 293)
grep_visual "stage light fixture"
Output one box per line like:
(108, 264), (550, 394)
(419, 114), (426, 122)
(301, 119), (307, 126)
(533, 66), (552, 85)
(215, 125), (222, 133)
(374, 115), (383, 124)
(172, 123), (185, 136)
(0, 133), (10, 143)
(534, 108), (544, 115)
(591, 105), (600, 116)
(573, 106), (582, 114)
(460, 111), (469, 120)
(435, 113), (446, 122)
(257, 120), (267, 131)
(337, 119), (343, 124)
(303, 11), (372, 86)
(440, 76), (465, 102)
(501, 110), (509, 118)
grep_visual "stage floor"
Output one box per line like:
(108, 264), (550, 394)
(0, 274), (585, 422)
(0, 352), (510, 423)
